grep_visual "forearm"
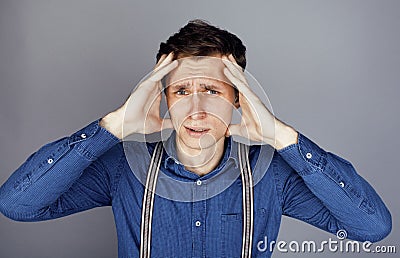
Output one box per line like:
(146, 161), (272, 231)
(274, 119), (298, 150)
(278, 133), (392, 242)
(0, 119), (119, 220)
(303, 158), (391, 242)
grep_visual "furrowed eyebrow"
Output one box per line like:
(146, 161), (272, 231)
(199, 83), (220, 89)
(169, 81), (223, 90)
(170, 83), (191, 90)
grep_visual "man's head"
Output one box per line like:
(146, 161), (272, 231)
(157, 20), (246, 152)
(156, 19), (246, 70)
(157, 19), (246, 104)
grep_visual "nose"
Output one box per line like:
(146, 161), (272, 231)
(188, 93), (206, 120)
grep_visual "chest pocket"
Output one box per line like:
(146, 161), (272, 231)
(221, 213), (242, 257)
(220, 208), (267, 258)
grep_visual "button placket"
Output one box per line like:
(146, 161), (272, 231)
(191, 180), (206, 257)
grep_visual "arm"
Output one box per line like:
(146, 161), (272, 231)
(276, 130), (392, 242)
(0, 52), (177, 221)
(0, 119), (120, 221)
(222, 54), (391, 242)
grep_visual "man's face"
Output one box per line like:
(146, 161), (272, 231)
(165, 56), (239, 151)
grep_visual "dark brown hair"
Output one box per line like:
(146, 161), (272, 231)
(156, 19), (247, 70)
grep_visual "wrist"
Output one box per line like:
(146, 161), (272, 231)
(274, 119), (298, 150)
(100, 110), (123, 140)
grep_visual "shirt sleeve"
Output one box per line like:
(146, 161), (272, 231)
(0, 118), (121, 221)
(276, 132), (392, 242)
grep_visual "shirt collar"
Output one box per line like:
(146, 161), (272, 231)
(163, 131), (239, 174)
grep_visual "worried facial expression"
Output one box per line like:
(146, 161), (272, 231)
(165, 56), (239, 151)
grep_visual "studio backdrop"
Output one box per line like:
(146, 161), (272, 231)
(0, 0), (398, 257)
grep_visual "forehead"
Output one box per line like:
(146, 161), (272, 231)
(165, 56), (231, 87)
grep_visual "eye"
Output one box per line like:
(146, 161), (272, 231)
(175, 88), (188, 95)
(206, 89), (218, 95)
(204, 86), (219, 95)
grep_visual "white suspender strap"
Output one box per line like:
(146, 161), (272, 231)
(238, 142), (254, 258)
(139, 142), (254, 258)
(140, 142), (163, 258)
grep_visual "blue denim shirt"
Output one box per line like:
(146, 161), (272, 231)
(0, 119), (392, 257)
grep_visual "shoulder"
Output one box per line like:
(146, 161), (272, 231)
(249, 143), (296, 182)
(99, 141), (155, 163)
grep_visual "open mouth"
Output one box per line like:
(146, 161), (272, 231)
(184, 126), (210, 137)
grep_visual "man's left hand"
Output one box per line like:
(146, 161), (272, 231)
(222, 54), (298, 150)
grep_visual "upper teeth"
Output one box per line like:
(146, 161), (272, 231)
(192, 128), (205, 132)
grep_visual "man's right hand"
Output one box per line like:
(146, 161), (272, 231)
(100, 52), (178, 140)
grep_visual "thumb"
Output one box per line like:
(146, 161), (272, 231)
(161, 118), (173, 131)
(225, 124), (241, 137)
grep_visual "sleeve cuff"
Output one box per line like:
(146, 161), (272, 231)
(277, 132), (328, 175)
(68, 118), (121, 161)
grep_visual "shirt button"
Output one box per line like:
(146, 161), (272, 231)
(195, 221), (201, 227)
(47, 158), (54, 164)
(196, 180), (202, 186)
(80, 133), (87, 139)
(339, 181), (345, 188)
(306, 152), (312, 159)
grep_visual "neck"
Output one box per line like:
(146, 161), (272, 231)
(176, 137), (226, 176)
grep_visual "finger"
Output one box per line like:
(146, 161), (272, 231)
(136, 60), (177, 94)
(148, 91), (162, 112)
(154, 52), (174, 71)
(222, 55), (246, 82)
(226, 124), (241, 137)
(156, 54), (168, 68)
(155, 52), (172, 69)
(224, 68), (261, 119)
(155, 81), (163, 91)
(149, 59), (178, 83)
(222, 59), (246, 83)
(228, 54), (247, 78)
(228, 54), (241, 69)
(223, 67), (252, 97)
(161, 118), (173, 130)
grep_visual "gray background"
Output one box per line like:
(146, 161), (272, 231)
(0, 0), (398, 257)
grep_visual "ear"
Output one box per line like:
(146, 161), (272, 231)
(165, 92), (171, 109)
(233, 95), (240, 109)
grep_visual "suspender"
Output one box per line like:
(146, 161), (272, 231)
(238, 142), (254, 258)
(140, 142), (164, 258)
(140, 142), (254, 258)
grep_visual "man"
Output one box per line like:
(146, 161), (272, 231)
(0, 19), (392, 257)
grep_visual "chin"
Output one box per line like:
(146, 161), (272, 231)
(181, 137), (213, 150)
(179, 133), (225, 151)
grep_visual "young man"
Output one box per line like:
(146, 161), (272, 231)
(0, 20), (392, 257)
